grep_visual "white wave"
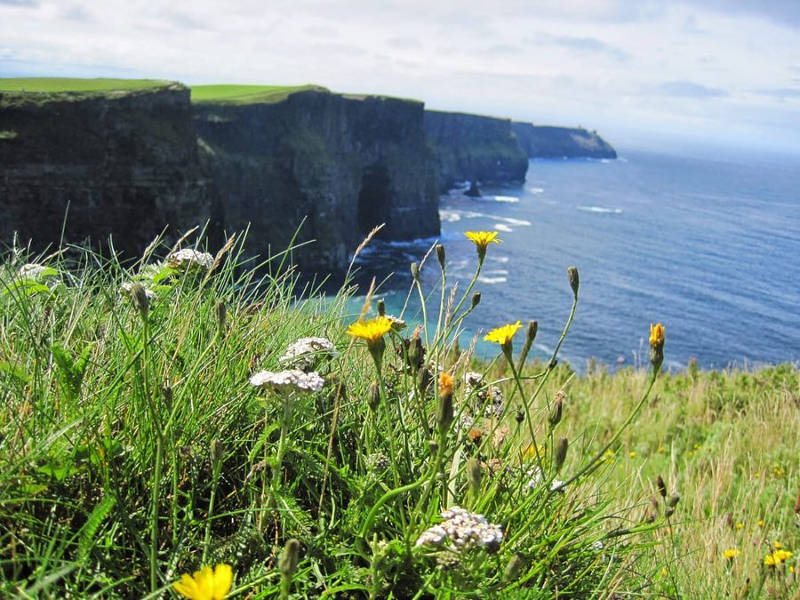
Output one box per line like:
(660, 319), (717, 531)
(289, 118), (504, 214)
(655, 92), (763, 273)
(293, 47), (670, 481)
(535, 342), (554, 355)
(492, 195), (519, 203)
(527, 187), (544, 194)
(484, 269), (509, 275)
(493, 223), (513, 232)
(447, 210), (532, 227)
(488, 255), (510, 263)
(577, 205), (623, 214)
(439, 209), (461, 222)
(618, 157), (629, 162)
(600, 159), (611, 164)
(478, 276), (507, 284)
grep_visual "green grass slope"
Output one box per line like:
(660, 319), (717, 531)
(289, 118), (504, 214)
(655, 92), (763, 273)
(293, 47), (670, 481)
(0, 77), (174, 93)
(0, 232), (796, 599)
(190, 84), (327, 104)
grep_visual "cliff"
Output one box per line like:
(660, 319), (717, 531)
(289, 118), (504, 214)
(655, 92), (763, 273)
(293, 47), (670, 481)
(424, 110), (529, 192)
(194, 90), (439, 270)
(511, 122), (617, 159)
(0, 83), (213, 258)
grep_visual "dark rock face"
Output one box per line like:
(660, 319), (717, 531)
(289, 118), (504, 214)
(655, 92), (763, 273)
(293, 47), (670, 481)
(0, 85), (213, 258)
(511, 122), (617, 159)
(424, 110), (529, 192)
(194, 91), (439, 271)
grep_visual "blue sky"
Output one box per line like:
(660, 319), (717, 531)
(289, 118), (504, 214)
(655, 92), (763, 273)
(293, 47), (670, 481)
(2, 0), (799, 153)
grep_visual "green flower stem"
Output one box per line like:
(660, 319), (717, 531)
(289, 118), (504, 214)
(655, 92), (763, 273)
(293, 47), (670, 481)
(433, 257), (484, 354)
(503, 347), (545, 475)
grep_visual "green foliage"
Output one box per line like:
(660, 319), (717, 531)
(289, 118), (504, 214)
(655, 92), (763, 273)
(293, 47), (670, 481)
(190, 84), (328, 104)
(0, 78), (173, 93)
(0, 235), (795, 599)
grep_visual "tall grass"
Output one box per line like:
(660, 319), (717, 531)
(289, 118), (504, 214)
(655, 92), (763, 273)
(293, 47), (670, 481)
(0, 232), (795, 598)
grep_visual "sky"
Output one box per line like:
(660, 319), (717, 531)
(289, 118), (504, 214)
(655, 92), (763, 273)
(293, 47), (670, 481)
(2, 0), (800, 153)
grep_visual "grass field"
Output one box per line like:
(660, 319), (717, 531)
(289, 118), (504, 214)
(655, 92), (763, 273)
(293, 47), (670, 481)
(0, 78), (173, 93)
(0, 232), (797, 599)
(190, 84), (327, 104)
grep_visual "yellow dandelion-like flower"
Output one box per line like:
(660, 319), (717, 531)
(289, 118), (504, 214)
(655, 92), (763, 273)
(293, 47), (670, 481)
(465, 231), (501, 261)
(649, 323), (665, 349)
(723, 548), (740, 560)
(465, 231), (501, 250)
(346, 316), (392, 347)
(629, 451), (637, 458)
(438, 372), (454, 398)
(758, 519), (765, 527)
(774, 541), (783, 550)
(736, 522), (744, 530)
(764, 549), (793, 567)
(173, 564), (232, 600)
(484, 321), (522, 347)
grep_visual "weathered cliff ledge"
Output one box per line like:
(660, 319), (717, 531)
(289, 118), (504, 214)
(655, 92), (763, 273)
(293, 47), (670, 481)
(511, 122), (617, 159)
(424, 110), (529, 192)
(194, 90), (439, 271)
(0, 83), (212, 257)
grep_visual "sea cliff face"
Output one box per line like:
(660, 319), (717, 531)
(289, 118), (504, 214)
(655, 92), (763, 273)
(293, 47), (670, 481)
(424, 110), (529, 191)
(194, 90), (439, 270)
(511, 122), (617, 159)
(0, 84), (212, 258)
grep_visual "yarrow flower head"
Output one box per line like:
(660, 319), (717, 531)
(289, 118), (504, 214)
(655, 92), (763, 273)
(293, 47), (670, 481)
(465, 231), (500, 261)
(168, 249), (214, 271)
(18, 263), (54, 280)
(173, 563), (232, 600)
(279, 337), (337, 371)
(484, 321), (522, 353)
(119, 281), (156, 301)
(416, 506), (503, 552)
(249, 369), (325, 393)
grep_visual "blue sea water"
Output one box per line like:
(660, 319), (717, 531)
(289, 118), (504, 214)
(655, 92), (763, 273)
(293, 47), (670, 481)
(350, 148), (800, 371)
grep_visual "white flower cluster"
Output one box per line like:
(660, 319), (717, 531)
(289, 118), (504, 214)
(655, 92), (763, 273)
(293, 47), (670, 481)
(463, 372), (504, 417)
(119, 281), (156, 300)
(416, 506), (503, 551)
(524, 466), (565, 493)
(249, 369), (325, 393)
(167, 249), (214, 271)
(18, 263), (55, 281)
(385, 314), (407, 331)
(279, 337), (337, 371)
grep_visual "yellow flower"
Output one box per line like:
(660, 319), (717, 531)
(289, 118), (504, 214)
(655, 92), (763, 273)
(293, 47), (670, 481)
(438, 372), (454, 398)
(723, 548), (740, 560)
(736, 522), (744, 530)
(484, 321), (522, 347)
(173, 564), (232, 600)
(774, 541), (783, 549)
(649, 323), (665, 349)
(764, 549), (793, 567)
(629, 451), (637, 458)
(758, 519), (765, 527)
(346, 316), (392, 346)
(465, 231), (501, 261)
(465, 231), (500, 250)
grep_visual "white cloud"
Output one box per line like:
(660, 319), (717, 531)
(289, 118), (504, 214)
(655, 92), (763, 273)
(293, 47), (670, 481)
(1, 0), (799, 151)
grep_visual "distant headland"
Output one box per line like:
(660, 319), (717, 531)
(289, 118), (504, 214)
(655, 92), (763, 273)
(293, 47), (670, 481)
(0, 78), (617, 271)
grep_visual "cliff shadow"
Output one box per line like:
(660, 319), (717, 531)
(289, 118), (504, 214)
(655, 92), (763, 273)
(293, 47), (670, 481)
(358, 164), (391, 236)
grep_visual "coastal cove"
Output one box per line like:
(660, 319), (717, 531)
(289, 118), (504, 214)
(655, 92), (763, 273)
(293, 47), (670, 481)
(352, 149), (800, 371)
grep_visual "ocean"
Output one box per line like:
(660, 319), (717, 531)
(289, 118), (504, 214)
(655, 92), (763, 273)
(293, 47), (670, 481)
(350, 148), (800, 371)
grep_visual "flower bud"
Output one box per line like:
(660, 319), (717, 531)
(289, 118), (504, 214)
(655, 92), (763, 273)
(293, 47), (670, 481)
(503, 553), (525, 583)
(279, 538), (301, 576)
(210, 439), (223, 465)
(515, 411), (524, 424)
(649, 323), (665, 371)
(437, 385), (454, 433)
(129, 282), (150, 320)
(553, 437), (568, 473)
(548, 398), (563, 428)
(667, 493), (680, 508)
(377, 299), (386, 316)
(436, 244), (446, 270)
(567, 266), (579, 298)
(467, 457), (482, 497)
(410, 262), (420, 281)
(368, 380), (380, 411)
(471, 292), (481, 308)
(656, 475), (667, 499)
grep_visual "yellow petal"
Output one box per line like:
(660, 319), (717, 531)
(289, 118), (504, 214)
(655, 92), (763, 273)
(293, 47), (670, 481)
(173, 573), (202, 599)
(212, 564), (233, 599)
